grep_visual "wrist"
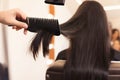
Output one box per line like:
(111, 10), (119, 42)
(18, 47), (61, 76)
(0, 11), (4, 23)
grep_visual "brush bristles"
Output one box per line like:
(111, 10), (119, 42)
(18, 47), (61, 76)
(26, 17), (60, 36)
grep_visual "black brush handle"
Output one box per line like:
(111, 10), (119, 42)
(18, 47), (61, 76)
(27, 17), (60, 36)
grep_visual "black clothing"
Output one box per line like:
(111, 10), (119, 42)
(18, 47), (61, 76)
(56, 48), (120, 61)
(56, 49), (68, 60)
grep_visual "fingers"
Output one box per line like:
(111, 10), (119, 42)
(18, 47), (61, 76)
(0, 8), (28, 35)
(8, 8), (28, 29)
(11, 9), (28, 35)
(12, 26), (28, 35)
(12, 26), (22, 30)
(11, 19), (28, 29)
(12, 26), (17, 29)
(15, 8), (27, 20)
(24, 29), (27, 35)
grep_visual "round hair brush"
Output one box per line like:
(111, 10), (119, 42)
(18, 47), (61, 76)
(9, 17), (61, 36)
(26, 17), (60, 36)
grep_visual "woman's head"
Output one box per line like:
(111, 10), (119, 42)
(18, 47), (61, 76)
(112, 29), (120, 41)
(61, 1), (109, 40)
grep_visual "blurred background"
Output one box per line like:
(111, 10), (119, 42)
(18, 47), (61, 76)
(0, 0), (120, 80)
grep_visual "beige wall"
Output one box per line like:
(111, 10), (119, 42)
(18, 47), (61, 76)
(0, 0), (4, 64)
(0, 24), (5, 64)
(0, 0), (9, 66)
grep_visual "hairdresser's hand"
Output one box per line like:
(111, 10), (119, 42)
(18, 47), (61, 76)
(0, 8), (28, 35)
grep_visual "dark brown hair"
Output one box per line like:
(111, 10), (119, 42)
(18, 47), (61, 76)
(30, 1), (111, 80)
(60, 1), (111, 80)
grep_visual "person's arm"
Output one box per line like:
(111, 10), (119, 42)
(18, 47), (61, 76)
(0, 8), (28, 34)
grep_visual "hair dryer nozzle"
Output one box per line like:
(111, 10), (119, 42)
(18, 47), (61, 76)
(45, 0), (65, 5)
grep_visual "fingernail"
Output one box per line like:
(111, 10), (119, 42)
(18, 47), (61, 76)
(24, 32), (26, 35)
(24, 24), (28, 28)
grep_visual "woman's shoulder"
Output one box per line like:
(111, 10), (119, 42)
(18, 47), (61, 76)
(55, 49), (68, 60)
(111, 48), (120, 61)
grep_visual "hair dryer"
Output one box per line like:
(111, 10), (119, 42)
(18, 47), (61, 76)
(44, 0), (65, 5)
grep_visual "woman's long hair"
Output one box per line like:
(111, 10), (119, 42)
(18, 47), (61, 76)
(30, 1), (111, 80)
(61, 1), (111, 80)
(30, 30), (53, 59)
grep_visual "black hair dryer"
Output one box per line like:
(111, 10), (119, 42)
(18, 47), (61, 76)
(44, 0), (65, 5)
